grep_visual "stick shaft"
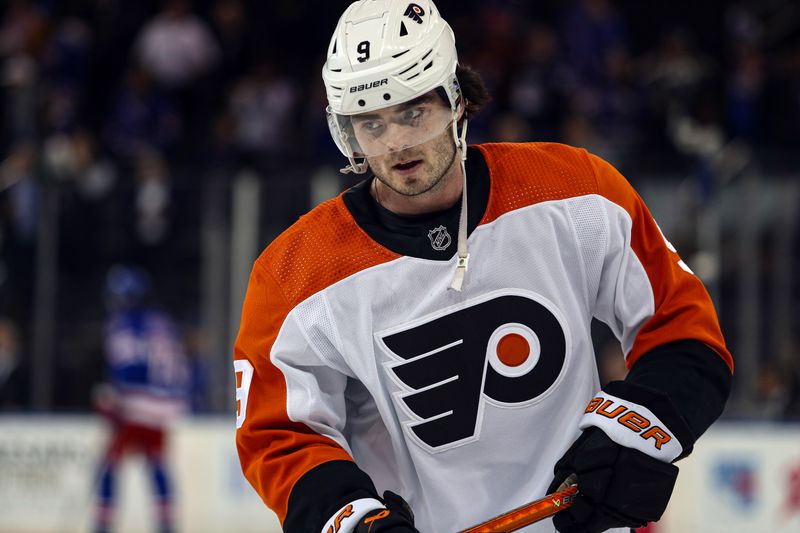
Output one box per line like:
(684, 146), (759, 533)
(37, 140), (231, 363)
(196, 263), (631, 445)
(458, 485), (578, 533)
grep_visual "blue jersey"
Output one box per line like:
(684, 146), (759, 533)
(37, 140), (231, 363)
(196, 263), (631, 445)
(105, 308), (189, 427)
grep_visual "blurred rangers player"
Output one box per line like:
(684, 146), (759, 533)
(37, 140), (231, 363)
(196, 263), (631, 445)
(232, 1), (733, 532)
(94, 265), (190, 533)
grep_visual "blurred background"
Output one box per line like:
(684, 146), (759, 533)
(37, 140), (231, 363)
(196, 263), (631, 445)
(0, 0), (798, 532)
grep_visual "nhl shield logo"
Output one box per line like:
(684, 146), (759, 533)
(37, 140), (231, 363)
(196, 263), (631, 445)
(427, 225), (452, 251)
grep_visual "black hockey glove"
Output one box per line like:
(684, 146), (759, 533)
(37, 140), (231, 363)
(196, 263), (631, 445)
(547, 381), (695, 533)
(547, 426), (677, 532)
(353, 491), (418, 533)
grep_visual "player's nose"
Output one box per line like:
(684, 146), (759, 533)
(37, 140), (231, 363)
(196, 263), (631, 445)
(381, 123), (414, 153)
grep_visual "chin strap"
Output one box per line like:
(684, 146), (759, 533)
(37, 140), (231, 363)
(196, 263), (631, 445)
(449, 117), (469, 291)
(340, 155), (369, 175)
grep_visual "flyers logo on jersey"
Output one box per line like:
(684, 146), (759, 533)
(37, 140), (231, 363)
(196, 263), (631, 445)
(379, 294), (568, 452)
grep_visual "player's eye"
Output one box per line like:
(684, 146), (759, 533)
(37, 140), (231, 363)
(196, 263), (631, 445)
(401, 107), (425, 124)
(358, 120), (384, 134)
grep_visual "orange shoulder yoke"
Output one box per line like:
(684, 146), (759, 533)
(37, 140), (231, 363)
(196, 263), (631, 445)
(259, 194), (400, 308)
(476, 142), (598, 224)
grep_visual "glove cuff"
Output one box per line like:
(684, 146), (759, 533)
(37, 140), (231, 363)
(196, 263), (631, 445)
(320, 498), (385, 533)
(578, 381), (694, 462)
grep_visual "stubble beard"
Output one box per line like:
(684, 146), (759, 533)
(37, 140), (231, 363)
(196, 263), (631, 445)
(369, 130), (458, 198)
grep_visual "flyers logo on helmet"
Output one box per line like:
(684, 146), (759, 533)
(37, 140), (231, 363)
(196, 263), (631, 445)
(379, 293), (568, 452)
(404, 4), (425, 24)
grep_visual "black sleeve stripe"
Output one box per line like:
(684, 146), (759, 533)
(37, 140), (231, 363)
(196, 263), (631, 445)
(625, 340), (732, 446)
(284, 460), (379, 533)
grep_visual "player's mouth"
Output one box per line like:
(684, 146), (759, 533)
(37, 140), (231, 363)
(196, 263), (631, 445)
(392, 159), (423, 176)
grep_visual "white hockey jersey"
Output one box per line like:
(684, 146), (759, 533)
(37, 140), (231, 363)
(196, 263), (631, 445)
(233, 142), (731, 532)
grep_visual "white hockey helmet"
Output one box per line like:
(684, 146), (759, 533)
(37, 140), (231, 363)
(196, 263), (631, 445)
(322, 0), (463, 173)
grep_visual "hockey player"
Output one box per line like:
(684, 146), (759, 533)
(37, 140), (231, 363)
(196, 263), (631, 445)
(94, 265), (190, 533)
(233, 1), (733, 532)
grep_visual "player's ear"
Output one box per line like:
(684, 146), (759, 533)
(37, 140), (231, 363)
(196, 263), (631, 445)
(456, 98), (467, 123)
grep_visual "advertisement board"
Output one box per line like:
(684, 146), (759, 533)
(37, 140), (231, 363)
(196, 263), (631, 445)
(1, 417), (798, 533)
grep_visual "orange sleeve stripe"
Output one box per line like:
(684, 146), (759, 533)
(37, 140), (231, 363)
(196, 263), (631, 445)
(235, 197), (400, 523)
(589, 154), (734, 373)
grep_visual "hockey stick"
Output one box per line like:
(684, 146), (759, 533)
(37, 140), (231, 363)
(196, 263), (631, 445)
(458, 483), (578, 533)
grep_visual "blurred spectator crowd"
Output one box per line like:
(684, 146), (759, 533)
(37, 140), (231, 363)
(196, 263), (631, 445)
(0, 0), (799, 416)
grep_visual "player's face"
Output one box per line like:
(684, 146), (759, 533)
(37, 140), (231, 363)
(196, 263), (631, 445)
(351, 94), (458, 197)
(367, 125), (458, 197)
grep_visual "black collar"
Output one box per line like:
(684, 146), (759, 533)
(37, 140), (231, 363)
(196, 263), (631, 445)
(342, 146), (490, 260)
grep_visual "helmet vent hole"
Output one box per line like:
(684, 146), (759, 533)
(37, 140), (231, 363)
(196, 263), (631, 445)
(392, 50), (409, 58)
(398, 63), (417, 76)
(423, 61), (433, 71)
(421, 49), (433, 60)
(406, 72), (420, 81)
(383, 93), (391, 101)
(358, 99), (366, 107)
(400, 22), (408, 37)
(332, 39), (337, 54)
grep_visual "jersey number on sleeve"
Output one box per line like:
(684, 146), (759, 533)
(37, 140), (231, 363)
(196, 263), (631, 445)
(656, 223), (694, 274)
(234, 359), (254, 429)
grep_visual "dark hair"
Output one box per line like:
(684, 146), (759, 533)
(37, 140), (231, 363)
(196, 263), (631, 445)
(456, 64), (491, 119)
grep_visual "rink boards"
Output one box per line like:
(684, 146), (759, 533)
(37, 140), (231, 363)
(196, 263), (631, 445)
(0, 417), (798, 533)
